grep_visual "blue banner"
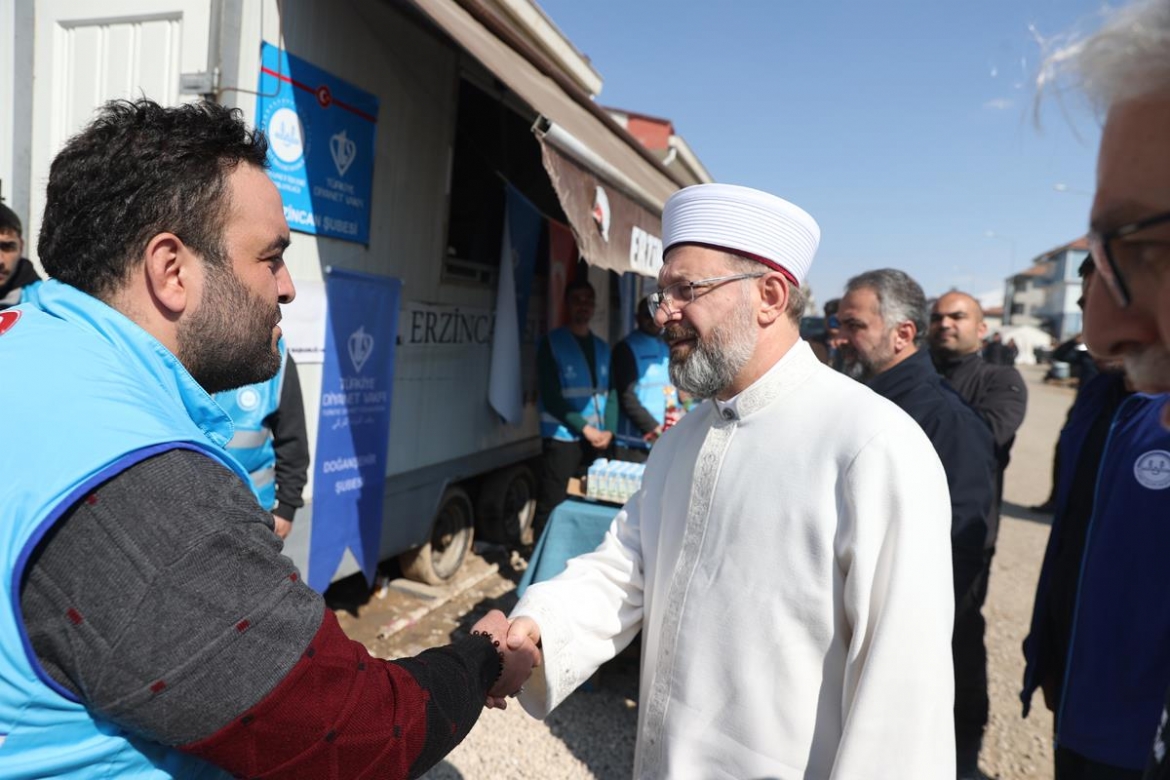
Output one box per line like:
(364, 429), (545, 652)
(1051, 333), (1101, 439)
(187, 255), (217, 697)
(507, 185), (541, 330)
(620, 272), (639, 337)
(488, 185), (542, 424)
(256, 42), (379, 244)
(308, 268), (402, 592)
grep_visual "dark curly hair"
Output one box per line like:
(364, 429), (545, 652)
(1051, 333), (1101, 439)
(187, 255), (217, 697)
(38, 99), (269, 297)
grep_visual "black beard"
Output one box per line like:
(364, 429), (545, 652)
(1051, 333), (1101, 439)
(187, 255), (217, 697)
(178, 264), (281, 394)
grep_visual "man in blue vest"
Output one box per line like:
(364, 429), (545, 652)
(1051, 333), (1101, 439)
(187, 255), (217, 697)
(0, 203), (42, 310)
(612, 296), (674, 463)
(0, 98), (537, 778)
(214, 341), (309, 539)
(533, 278), (618, 539)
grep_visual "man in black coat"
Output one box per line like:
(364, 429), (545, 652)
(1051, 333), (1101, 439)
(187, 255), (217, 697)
(929, 291), (1028, 513)
(840, 269), (998, 780)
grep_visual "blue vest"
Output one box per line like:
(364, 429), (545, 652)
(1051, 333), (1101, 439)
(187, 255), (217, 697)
(539, 327), (610, 442)
(214, 342), (287, 510)
(0, 281), (241, 778)
(615, 329), (674, 450)
(15, 279), (42, 307)
(1021, 377), (1170, 769)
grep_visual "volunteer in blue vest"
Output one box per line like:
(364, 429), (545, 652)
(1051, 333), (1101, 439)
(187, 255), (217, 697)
(611, 296), (675, 463)
(532, 278), (618, 540)
(0, 98), (539, 779)
(0, 203), (42, 310)
(214, 340), (309, 539)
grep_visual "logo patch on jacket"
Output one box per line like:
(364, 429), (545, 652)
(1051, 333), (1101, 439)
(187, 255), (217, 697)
(236, 387), (261, 411)
(1134, 449), (1170, 490)
(0, 309), (21, 336)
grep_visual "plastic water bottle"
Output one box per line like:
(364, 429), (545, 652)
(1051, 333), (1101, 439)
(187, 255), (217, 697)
(586, 458), (607, 500)
(605, 461), (620, 502)
(617, 462), (633, 503)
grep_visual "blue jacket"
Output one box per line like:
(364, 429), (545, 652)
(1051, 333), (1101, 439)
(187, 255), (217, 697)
(1021, 375), (1170, 769)
(539, 326), (610, 442)
(615, 329), (674, 450)
(215, 341), (287, 510)
(0, 281), (240, 778)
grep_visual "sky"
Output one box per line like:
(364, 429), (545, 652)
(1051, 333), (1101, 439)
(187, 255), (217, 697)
(537, 0), (1110, 307)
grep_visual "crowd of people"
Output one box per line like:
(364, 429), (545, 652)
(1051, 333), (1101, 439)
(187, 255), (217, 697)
(519, 0), (1170, 777)
(1, 0), (1168, 777)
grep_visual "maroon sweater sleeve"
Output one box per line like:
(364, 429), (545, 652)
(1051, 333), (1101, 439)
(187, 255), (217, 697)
(20, 449), (501, 780)
(180, 610), (499, 780)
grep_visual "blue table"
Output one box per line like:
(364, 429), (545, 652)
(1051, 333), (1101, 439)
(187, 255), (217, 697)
(517, 497), (620, 597)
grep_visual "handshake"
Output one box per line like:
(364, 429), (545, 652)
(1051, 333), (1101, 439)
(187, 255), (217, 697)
(469, 611), (544, 710)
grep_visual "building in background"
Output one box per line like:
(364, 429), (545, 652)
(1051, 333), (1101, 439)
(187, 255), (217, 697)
(606, 108), (714, 188)
(982, 305), (1004, 334)
(1004, 236), (1088, 341)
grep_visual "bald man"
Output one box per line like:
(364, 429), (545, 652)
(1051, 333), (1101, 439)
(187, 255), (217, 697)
(930, 292), (1027, 502)
(929, 290), (1027, 775)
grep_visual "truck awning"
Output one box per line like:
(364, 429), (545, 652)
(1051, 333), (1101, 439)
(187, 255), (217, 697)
(407, 0), (680, 277)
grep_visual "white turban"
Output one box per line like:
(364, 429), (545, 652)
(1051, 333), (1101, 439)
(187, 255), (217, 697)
(661, 183), (821, 285)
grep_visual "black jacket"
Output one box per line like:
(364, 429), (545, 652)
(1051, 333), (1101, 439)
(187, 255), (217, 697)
(269, 353), (310, 521)
(869, 349), (998, 594)
(935, 350), (1027, 519)
(0, 257), (41, 310)
(935, 351), (1027, 455)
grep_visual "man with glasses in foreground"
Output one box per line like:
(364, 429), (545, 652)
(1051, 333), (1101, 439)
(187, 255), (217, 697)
(1019, 261), (1170, 780)
(504, 183), (957, 777)
(1030, 1), (1170, 777)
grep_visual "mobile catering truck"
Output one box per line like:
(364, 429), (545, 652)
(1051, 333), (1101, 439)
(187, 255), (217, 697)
(1, 0), (709, 586)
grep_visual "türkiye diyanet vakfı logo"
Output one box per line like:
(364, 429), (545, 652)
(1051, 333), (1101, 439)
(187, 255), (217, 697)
(348, 326), (374, 373)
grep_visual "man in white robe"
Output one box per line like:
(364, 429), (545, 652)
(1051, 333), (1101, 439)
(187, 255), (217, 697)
(507, 183), (956, 778)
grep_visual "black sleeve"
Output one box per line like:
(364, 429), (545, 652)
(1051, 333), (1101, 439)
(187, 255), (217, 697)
(612, 340), (660, 435)
(920, 404), (997, 590)
(268, 354), (310, 521)
(978, 367), (1028, 449)
(19, 449), (499, 756)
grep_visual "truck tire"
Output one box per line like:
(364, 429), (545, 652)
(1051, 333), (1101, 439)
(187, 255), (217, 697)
(399, 486), (474, 585)
(476, 464), (537, 545)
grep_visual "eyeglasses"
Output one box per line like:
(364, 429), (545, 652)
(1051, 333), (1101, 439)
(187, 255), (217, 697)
(0, 240), (18, 253)
(647, 273), (766, 317)
(1088, 209), (1170, 308)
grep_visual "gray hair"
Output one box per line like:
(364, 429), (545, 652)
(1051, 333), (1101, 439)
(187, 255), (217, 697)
(720, 251), (806, 325)
(844, 269), (928, 346)
(1038, 0), (1170, 113)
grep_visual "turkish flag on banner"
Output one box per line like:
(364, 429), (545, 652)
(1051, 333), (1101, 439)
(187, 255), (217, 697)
(547, 220), (577, 331)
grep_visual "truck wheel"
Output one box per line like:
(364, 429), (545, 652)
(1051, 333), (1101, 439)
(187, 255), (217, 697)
(476, 465), (537, 544)
(400, 486), (474, 585)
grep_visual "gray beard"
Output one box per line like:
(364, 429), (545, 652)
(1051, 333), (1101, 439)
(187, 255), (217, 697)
(841, 332), (897, 383)
(668, 299), (756, 399)
(842, 356), (869, 382)
(1124, 345), (1170, 394)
